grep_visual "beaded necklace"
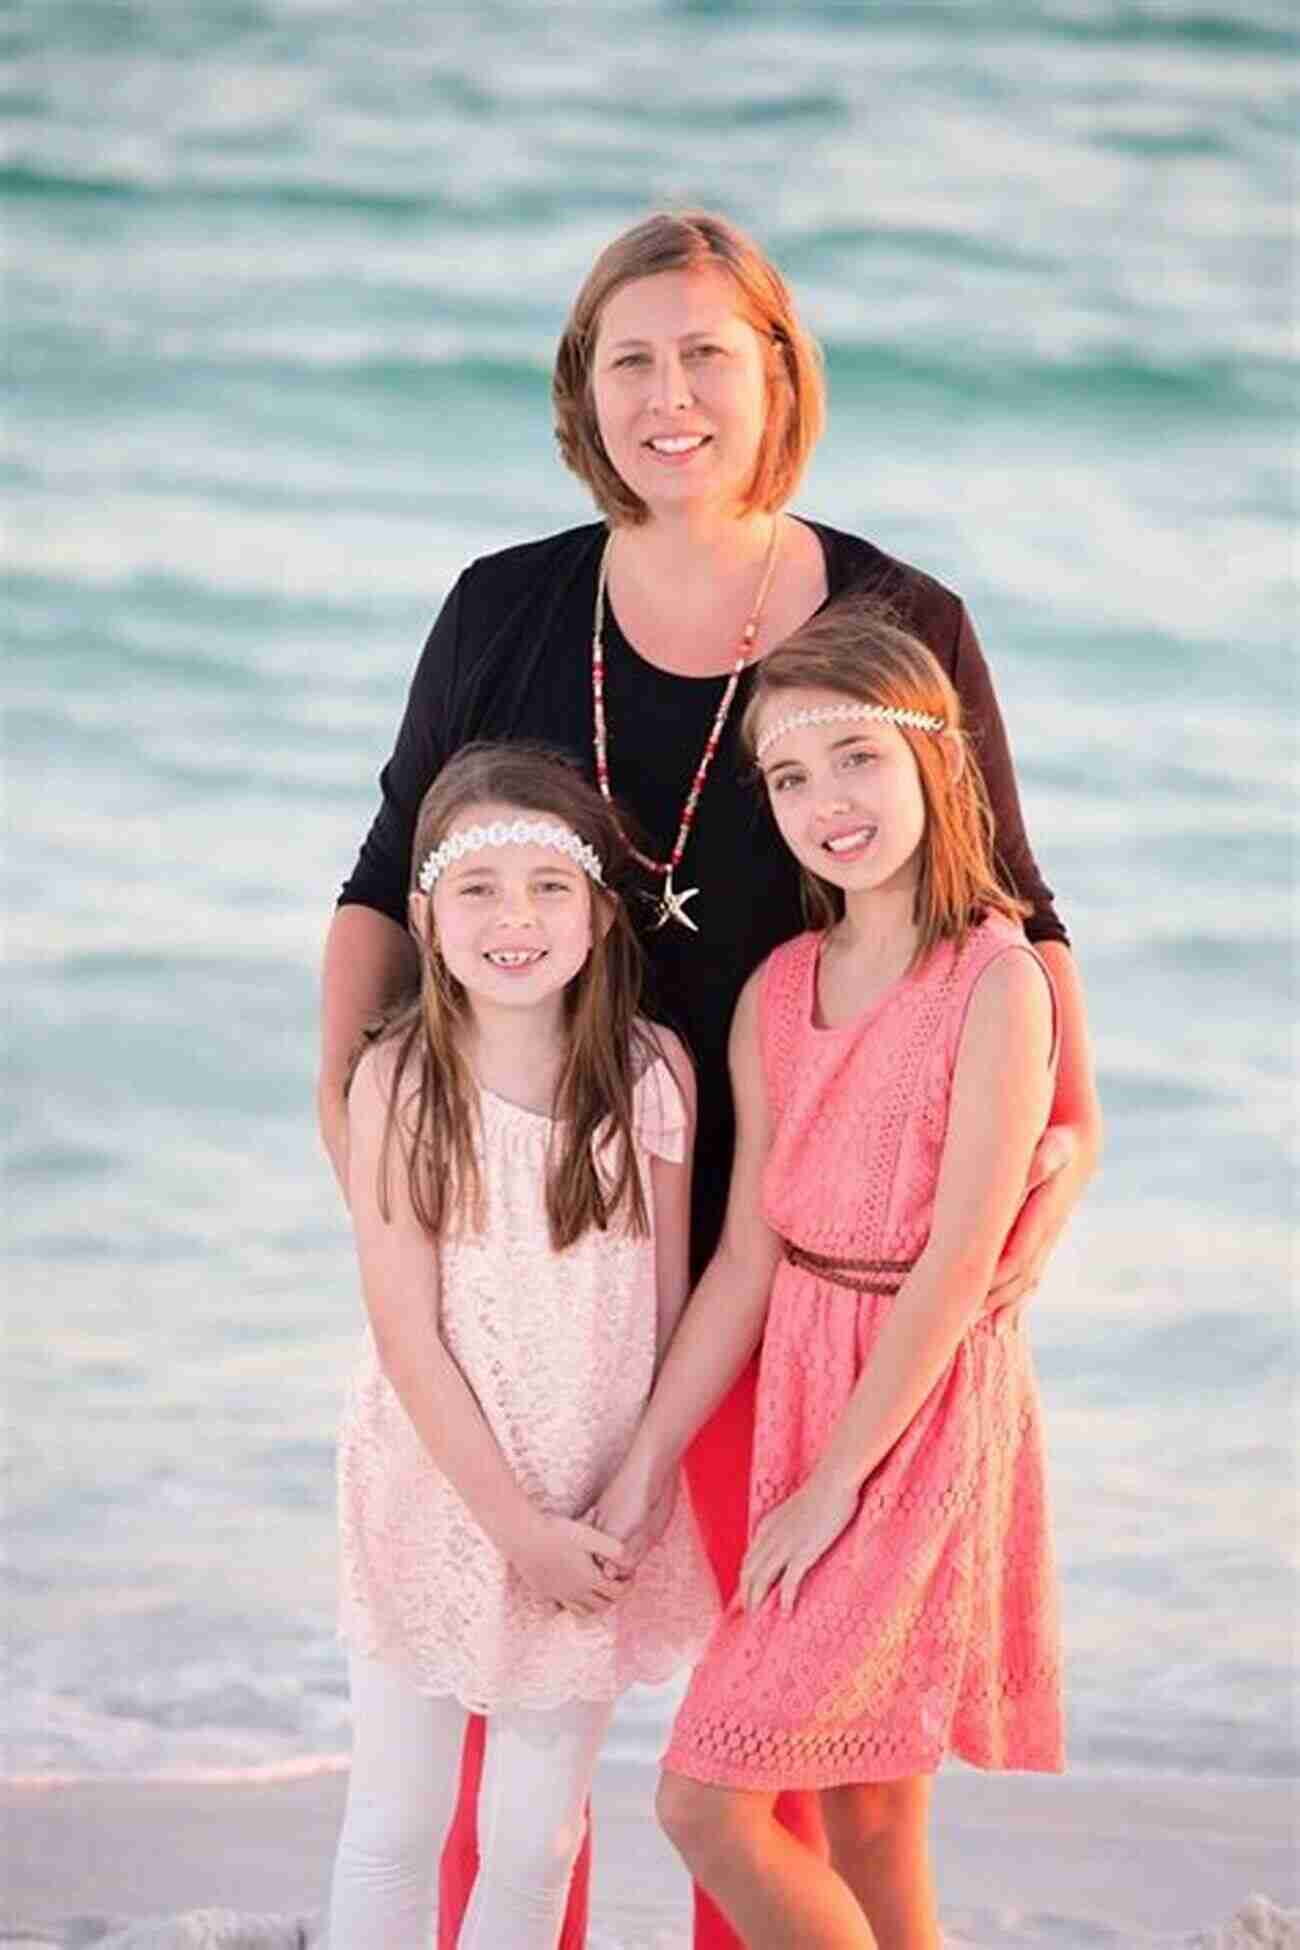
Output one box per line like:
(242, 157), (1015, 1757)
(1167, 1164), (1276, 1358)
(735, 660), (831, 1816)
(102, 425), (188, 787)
(591, 520), (781, 932)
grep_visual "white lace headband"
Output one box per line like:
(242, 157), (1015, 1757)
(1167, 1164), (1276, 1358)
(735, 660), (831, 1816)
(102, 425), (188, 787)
(755, 701), (946, 762)
(417, 818), (605, 894)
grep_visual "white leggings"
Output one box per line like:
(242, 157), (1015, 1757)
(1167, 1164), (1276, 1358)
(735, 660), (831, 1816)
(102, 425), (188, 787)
(327, 1651), (615, 1950)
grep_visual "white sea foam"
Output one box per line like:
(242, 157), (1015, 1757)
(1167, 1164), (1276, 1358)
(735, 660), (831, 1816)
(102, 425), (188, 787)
(10, 1896), (1298, 1949)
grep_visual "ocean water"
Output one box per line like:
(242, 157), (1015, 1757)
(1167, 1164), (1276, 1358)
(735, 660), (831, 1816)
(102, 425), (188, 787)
(4, 0), (1296, 1822)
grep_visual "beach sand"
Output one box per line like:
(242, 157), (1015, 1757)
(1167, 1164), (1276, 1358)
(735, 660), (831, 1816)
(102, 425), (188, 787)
(2, 1757), (1296, 1948)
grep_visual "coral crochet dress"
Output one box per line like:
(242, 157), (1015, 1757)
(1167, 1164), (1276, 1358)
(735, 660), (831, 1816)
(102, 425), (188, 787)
(665, 916), (1064, 1789)
(337, 1051), (718, 1710)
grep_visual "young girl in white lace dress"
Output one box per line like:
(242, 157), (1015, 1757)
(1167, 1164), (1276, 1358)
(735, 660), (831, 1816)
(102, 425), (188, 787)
(327, 743), (717, 1950)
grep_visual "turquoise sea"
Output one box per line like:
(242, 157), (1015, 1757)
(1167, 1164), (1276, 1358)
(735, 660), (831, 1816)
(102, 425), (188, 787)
(4, 0), (1295, 1822)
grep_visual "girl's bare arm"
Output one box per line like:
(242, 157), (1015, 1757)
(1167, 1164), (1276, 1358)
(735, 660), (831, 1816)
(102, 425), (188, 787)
(594, 972), (782, 1534)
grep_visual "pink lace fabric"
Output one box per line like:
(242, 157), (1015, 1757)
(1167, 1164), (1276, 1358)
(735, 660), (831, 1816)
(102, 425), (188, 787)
(337, 1051), (718, 1710)
(665, 916), (1064, 1788)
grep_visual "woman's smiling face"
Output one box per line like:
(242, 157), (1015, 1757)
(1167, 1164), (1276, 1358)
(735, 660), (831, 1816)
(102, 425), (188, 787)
(590, 266), (774, 519)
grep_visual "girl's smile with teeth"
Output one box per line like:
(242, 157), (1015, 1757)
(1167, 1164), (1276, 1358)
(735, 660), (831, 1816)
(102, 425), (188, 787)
(485, 947), (547, 968)
(422, 800), (599, 1013)
(756, 687), (931, 905)
(824, 826), (876, 855)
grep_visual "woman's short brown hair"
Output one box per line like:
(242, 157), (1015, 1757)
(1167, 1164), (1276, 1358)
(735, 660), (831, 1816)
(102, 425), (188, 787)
(553, 210), (825, 526)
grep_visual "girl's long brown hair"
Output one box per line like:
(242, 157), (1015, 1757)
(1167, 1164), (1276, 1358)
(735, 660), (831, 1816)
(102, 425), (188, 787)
(357, 743), (652, 1249)
(740, 602), (1028, 959)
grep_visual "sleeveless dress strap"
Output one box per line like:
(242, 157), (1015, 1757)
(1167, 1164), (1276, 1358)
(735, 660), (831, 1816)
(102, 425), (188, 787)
(758, 933), (817, 1123)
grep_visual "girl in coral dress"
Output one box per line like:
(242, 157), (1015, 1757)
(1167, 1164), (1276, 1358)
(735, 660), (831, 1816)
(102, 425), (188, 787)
(327, 742), (716, 1950)
(595, 603), (1067, 1948)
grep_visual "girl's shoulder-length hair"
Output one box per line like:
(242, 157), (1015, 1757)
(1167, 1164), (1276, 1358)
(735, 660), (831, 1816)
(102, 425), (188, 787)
(553, 208), (825, 527)
(354, 741), (654, 1250)
(739, 599), (1029, 958)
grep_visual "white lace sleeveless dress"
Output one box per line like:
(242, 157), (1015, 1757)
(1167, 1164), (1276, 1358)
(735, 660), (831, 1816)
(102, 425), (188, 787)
(336, 1052), (719, 1711)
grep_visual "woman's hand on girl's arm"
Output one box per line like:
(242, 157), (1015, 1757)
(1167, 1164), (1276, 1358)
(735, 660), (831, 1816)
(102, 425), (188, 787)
(986, 940), (1102, 1316)
(347, 1045), (628, 1613)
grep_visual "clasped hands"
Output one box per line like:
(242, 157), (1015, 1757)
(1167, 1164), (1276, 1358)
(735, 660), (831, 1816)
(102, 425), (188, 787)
(511, 1472), (678, 1620)
(519, 1123), (1085, 1622)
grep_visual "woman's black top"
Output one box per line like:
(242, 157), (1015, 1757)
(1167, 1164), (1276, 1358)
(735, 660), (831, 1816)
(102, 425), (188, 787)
(340, 519), (1065, 1275)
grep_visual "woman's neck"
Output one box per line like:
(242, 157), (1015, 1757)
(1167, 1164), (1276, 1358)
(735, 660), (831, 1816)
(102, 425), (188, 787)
(613, 506), (778, 589)
(605, 508), (785, 678)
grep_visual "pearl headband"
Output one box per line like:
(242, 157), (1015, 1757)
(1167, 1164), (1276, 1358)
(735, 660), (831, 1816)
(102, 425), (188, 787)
(417, 818), (605, 894)
(755, 701), (946, 762)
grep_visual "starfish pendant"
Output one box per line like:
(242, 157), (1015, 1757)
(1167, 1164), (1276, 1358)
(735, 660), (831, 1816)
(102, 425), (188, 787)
(653, 874), (700, 933)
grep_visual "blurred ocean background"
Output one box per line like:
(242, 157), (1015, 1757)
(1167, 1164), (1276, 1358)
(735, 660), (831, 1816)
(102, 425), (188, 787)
(4, 0), (1296, 1850)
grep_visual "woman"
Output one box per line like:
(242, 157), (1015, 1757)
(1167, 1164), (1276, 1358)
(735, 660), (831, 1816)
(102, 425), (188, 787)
(319, 209), (1101, 1950)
